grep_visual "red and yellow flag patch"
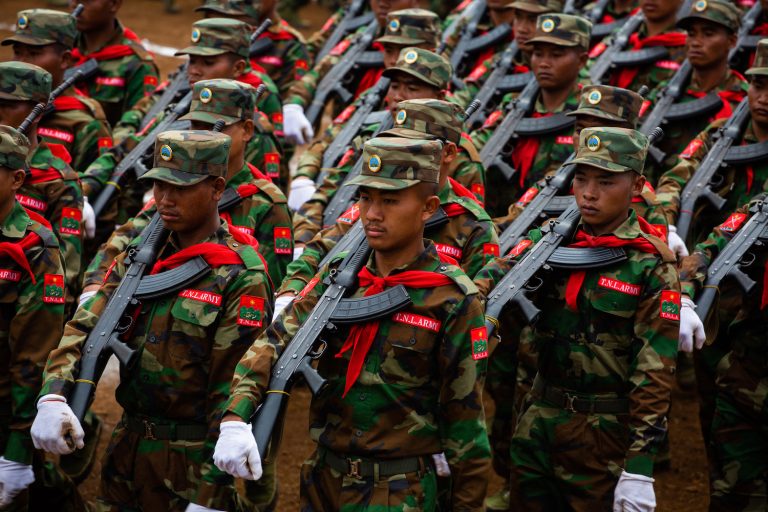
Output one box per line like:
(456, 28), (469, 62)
(237, 295), (265, 327)
(273, 227), (292, 255)
(43, 274), (65, 304)
(471, 327), (489, 360)
(660, 291), (681, 321)
(265, 152), (280, 178)
(60, 207), (82, 235)
(297, 276), (321, 301)
(719, 213), (747, 233)
(509, 239), (532, 257)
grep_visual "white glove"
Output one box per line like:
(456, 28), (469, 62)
(432, 453), (451, 477)
(185, 504), (225, 512)
(30, 395), (84, 455)
(273, 294), (295, 321)
(679, 296), (706, 353)
(213, 421), (262, 481)
(283, 104), (314, 145)
(82, 197), (96, 239)
(0, 457), (34, 507)
(667, 225), (689, 258)
(78, 290), (98, 308)
(288, 177), (317, 211)
(613, 471), (656, 512)
(293, 245), (305, 261)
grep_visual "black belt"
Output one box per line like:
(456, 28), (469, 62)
(321, 448), (429, 479)
(124, 415), (208, 441)
(533, 375), (629, 415)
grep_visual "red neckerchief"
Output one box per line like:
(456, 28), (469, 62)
(612, 32), (688, 89)
(53, 95), (89, 112)
(0, 208), (51, 284)
(511, 112), (546, 188)
(71, 28), (141, 64)
(685, 71), (747, 121)
(355, 67), (385, 100)
(335, 262), (454, 397)
(564, 216), (661, 311)
(247, 162), (272, 182)
(150, 243), (242, 274)
(261, 22), (296, 41)
(237, 71), (264, 89)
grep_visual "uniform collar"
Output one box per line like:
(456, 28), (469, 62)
(534, 83), (582, 114)
(227, 163), (254, 189)
(163, 221), (230, 255)
(363, 240), (442, 278)
(578, 209), (642, 241)
(0, 202), (32, 240)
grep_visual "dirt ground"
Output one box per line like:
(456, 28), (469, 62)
(0, 1), (709, 510)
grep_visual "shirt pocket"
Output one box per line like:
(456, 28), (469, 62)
(168, 295), (221, 361)
(380, 318), (439, 387)
(588, 283), (641, 351)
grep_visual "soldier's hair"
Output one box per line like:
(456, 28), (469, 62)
(417, 181), (439, 199)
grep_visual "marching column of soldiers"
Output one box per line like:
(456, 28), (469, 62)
(1, 0), (768, 510)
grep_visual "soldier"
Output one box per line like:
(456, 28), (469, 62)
(213, 135), (491, 510)
(475, 126), (679, 510)
(0, 62), (84, 316)
(0, 126), (82, 511)
(67, 0), (159, 126)
(3, 8), (113, 176)
(471, 12), (591, 218)
(582, 0), (638, 25)
(31, 129), (274, 512)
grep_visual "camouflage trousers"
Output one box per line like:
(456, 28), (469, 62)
(299, 448), (438, 511)
(95, 419), (235, 511)
(709, 351), (768, 511)
(508, 401), (629, 511)
(0, 454), (83, 512)
(234, 457), (277, 512)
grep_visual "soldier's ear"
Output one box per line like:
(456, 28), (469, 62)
(630, 172), (646, 199)
(233, 59), (247, 77)
(10, 169), (25, 192)
(211, 176), (226, 201)
(242, 118), (255, 142)
(60, 49), (74, 73)
(423, 194), (440, 220)
(578, 50), (588, 69)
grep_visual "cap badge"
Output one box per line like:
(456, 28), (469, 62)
(694, 0), (707, 12)
(587, 90), (602, 105)
(541, 18), (556, 33)
(395, 110), (407, 125)
(368, 154), (382, 173)
(17, 15), (29, 30)
(404, 50), (419, 64)
(389, 19), (400, 32)
(191, 28), (202, 43)
(200, 87), (213, 103)
(160, 145), (173, 161)
(587, 135), (601, 152)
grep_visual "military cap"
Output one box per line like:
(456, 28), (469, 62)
(2, 9), (77, 49)
(0, 125), (30, 172)
(572, 127), (648, 174)
(141, 130), (231, 186)
(382, 99), (463, 145)
(346, 137), (442, 190)
(175, 18), (250, 60)
(567, 85), (644, 127)
(196, 0), (261, 20)
(507, 0), (565, 13)
(0, 62), (52, 103)
(527, 13), (592, 50)
(746, 39), (768, 76)
(677, 0), (740, 33)
(181, 79), (256, 126)
(382, 47), (451, 90)
(376, 9), (441, 47)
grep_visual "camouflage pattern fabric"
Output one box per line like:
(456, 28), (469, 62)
(249, 18), (312, 96)
(181, 79), (258, 126)
(346, 136), (442, 190)
(141, 130), (231, 186)
(745, 38), (768, 76)
(177, 18), (253, 59)
(375, 9), (441, 47)
(0, 125), (30, 170)
(384, 98), (466, 146)
(571, 126), (649, 174)
(508, 0), (565, 12)
(382, 47), (452, 89)
(527, 13), (593, 49)
(677, 0), (742, 33)
(567, 84), (645, 125)
(0, 61), (52, 103)
(2, 9), (77, 48)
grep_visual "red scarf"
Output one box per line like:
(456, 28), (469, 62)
(150, 243), (243, 275)
(564, 216), (661, 311)
(685, 74), (746, 121)
(335, 265), (454, 397)
(53, 96), (88, 112)
(0, 208), (50, 284)
(511, 112), (546, 188)
(612, 32), (687, 89)
(247, 162), (271, 182)
(237, 71), (265, 89)
(442, 177), (482, 217)
(71, 28), (141, 64)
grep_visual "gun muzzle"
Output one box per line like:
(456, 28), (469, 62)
(647, 127), (664, 146)
(212, 120), (226, 132)
(71, 3), (84, 18)
(464, 100), (482, 120)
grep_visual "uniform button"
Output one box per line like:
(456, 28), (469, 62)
(440, 266), (447, 271)
(355, 430), (363, 437)
(358, 393), (366, 401)
(409, 338), (416, 345)
(233, 243), (239, 247)
(148, 335), (157, 343)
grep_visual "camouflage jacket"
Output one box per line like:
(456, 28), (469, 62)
(83, 163), (292, 287)
(226, 242), (491, 508)
(448, 51), (531, 111)
(474, 211), (679, 477)
(38, 90), (113, 174)
(17, 142), (83, 313)
(72, 20), (159, 126)
(305, 8), (344, 60)
(283, 181), (499, 296)
(470, 85), (581, 218)
(41, 222), (273, 508)
(0, 202), (65, 466)
(250, 18), (311, 96)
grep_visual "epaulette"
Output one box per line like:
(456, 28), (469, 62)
(453, 194), (491, 222)
(123, 36), (153, 62)
(232, 242), (267, 272)
(459, 133), (481, 163)
(255, 179), (287, 204)
(78, 94), (109, 121)
(439, 261), (479, 296)
(641, 232), (676, 263)
(276, 20), (308, 44)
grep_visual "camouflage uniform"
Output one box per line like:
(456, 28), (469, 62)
(2, 9), (113, 175)
(0, 62), (84, 314)
(475, 127), (679, 510)
(71, 18), (159, 126)
(225, 136), (491, 511)
(40, 130), (274, 511)
(470, 13), (591, 218)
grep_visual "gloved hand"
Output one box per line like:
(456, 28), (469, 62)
(293, 245), (305, 261)
(78, 290), (98, 308)
(30, 395), (84, 455)
(213, 421), (262, 480)
(273, 294), (295, 321)
(82, 197), (96, 239)
(288, 177), (316, 211)
(667, 226), (689, 258)
(0, 457), (34, 507)
(679, 296), (706, 353)
(283, 104), (314, 145)
(613, 471), (656, 512)
(184, 504), (225, 512)
(432, 453), (451, 477)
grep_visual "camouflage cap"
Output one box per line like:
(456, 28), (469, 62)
(141, 130), (231, 186)
(382, 47), (451, 90)
(376, 9), (441, 47)
(677, 0), (740, 33)
(2, 9), (77, 48)
(382, 99), (463, 145)
(507, 0), (565, 14)
(346, 136), (442, 191)
(175, 18), (250, 60)
(527, 13), (592, 50)
(195, 0), (261, 20)
(572, 127), (648, 174)
(0, 125), (30, 172)
(567, 85), (644, 127)
(181, 79), (256, 126)
(746, 39), (768, 76)
(0, 62), (52, 103)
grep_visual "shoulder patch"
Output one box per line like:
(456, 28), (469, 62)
(296, 275), (321, 301)
(660, 290), (681, 321)
(43, 274), (65, 304)
(60, 207), (82, 236)
(719, 212), (747, 233)
(681, 138), (704, 159)
(471, 327), (489, 360)
(509, 239), (533, 257)
(273, 227), (292, 255)
(237, 295), (265, 327)
(338, 203), (360, 224)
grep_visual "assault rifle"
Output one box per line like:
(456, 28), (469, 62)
(450, 22), (513, 90)
(305, 19), (381, 127)
(252, 239), (412, 458)
(441, 0), (486, 51)
(316, 0), (372, 62)
(248, 18), (275, 58)
(465, 40), (525, 128)
(695, 200), (768, 323)
(62, 5), (101, 83)
(588, 11), (646, 84)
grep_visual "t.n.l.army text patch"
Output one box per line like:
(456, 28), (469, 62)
(179, 289), (222, 306)
(598, 276), (641, 296)
(392, 312), (441, 332)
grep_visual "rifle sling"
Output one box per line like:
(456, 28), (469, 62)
(134, 256), (211, 300)
(611, 47), (669, 68)
(546, 247), (628, 269)
(328, 285), (412, 324)
(664, 93), (723, 122)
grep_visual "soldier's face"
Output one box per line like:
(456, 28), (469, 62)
(748, 76), (768, 126)
(386, 73), (441, 114)
(371, 0), (419, 25)
(531, 44), (586, 91)
(513, 9), (539, 49)
(685, 21), (735, 69)
(0, 100), (35, 129)
(70, 0), (121, 32)
(640, 0), (681, 22)
(154, 177), (226, 234)
(188, 54), (245, 85)
(573, 167), (644, 236)
(12, 44), (70, 86)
